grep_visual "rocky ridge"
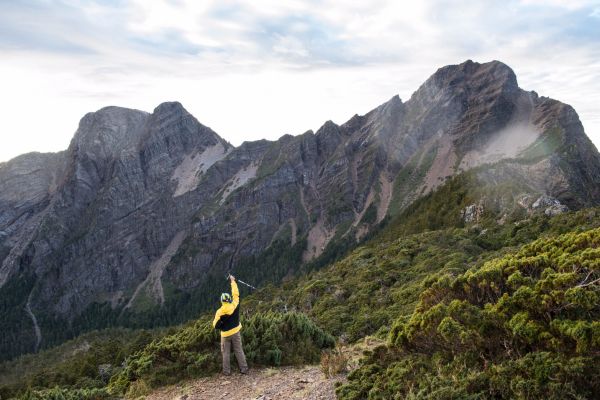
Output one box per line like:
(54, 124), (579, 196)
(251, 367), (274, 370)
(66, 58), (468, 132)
(1, 60), (599, 359)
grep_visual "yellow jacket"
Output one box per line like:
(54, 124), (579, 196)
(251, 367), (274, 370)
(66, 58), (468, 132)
(212, 280), (242, 337)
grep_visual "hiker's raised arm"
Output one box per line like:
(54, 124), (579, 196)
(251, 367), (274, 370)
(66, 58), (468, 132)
(231, 277), (240, 306)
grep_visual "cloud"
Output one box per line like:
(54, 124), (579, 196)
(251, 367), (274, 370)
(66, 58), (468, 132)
(520, 0), (599, 10)
(0, 0), (599, 162)
(0, 1), (96, 54)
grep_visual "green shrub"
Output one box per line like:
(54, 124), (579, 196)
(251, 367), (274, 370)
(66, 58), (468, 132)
(124, 379), (150, 399)
(339, 227), (600, 399)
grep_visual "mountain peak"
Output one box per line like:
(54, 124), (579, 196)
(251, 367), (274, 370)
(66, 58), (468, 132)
(428, 59), (518, 91)
(316, 120), (339, 135)
(71, 106), (149, 157)
(152, 101), (189, 116)
(145, 101), (228, 151)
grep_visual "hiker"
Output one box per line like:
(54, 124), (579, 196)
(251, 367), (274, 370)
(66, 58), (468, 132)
(212, 274), (249, 375)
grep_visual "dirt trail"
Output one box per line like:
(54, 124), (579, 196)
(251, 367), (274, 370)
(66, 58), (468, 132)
(146, 366), (343, 400)
(146, 338), (382, 400)
(25, 291), (42, 352)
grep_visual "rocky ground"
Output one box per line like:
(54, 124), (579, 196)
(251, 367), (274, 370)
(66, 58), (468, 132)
(145, 337), (382, 400)
(145, 365), (345, 400)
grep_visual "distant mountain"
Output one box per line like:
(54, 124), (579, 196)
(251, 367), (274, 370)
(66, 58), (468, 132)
(1, 60), (599, 360)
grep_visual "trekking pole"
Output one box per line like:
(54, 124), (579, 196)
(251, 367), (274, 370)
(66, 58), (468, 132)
(225, 273), (257, 290)
(237, 278), (257, 290)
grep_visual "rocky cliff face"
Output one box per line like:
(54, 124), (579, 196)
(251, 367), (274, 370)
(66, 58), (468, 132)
(1, 60), (599, 360)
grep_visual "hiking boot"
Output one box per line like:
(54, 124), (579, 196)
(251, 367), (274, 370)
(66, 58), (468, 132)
(222, 371), (231, 376)
(240, 368), (249, 374)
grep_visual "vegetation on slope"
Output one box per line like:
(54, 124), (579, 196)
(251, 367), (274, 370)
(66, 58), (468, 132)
(338, 227), (600, 399)
(0, 274), (37, 362)
(107, 312), (334, 396)
(1, 312), (332, 399)
(385, 169), (534, 237)
(0, 328), (163, 399)
(245, 208), (600, 342)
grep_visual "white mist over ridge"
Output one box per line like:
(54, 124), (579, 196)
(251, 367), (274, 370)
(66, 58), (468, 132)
(460, 122), (541, 170)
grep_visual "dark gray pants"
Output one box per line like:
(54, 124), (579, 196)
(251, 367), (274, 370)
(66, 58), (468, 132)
(221, 331), (248, 374)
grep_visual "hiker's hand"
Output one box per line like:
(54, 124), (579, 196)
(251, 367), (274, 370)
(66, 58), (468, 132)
(229, 275), (235, 282)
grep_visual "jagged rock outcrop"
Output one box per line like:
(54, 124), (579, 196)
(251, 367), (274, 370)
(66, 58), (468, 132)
(1, 60), (599, 360)
(516, 194), (570, 217)
(462, 202), (485, 224)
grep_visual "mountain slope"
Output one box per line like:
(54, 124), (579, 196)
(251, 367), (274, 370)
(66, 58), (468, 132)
(338, 226), (600, 399)
(0, 60), (599, 361)
(1, 203), (599, 398)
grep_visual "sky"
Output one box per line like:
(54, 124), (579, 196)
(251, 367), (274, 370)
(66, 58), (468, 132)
(0, 0), (599, 162)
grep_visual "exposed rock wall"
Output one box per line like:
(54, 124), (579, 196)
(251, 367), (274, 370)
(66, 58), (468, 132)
(1, 60), (599, 358)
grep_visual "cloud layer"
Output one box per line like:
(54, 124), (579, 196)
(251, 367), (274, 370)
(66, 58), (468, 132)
(0, 0), (599, 161)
